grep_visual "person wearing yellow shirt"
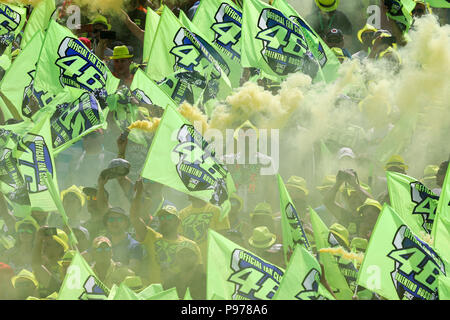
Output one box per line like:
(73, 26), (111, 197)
(178, 195), (230, 265)
(130, 179), (201, 285)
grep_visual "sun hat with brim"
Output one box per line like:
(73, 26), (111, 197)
(385, 155), (408, 171)
(248, 226), (277, 249)
(316, 175), (336, 191)
(357, 198), (382, 213)
(329, 223), (350, 248)
(350, 237), (368, 252)
(15, 215), (39, 233)
(93, 236), (112, 249)
(89, 15), (111, 31)
(315, 0), (339, 12)
(250, 202), (273, 218)
(421, 165), (439, 183)
(357, 24), (378, 43)
(52, 229), (69, 253)
(285, 176), (309, 196)
(156, 204), (180, 219)
(11, 269), (38, 288)
(110, 46), (134, 60)
(61, 185), (85, 207)
(337, 147), (355, 160)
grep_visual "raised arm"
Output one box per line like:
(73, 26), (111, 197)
(130, 178), (148, 242)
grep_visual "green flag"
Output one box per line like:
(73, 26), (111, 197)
(277, 174), (311, 266)
(273, 245), (335, 300)
(146, 7), (232, 104)
(34, 20), (119, 97)
(130, 68), (178, 110)
(425, 0), (450, 7)
(431, 163), (450, 266)
(112, 283), (140, 300)
(241, 0), (320, 80)
(141, 104), (235, 218)
(184, 287), (192, 300)
(0, 30), (55, 120)
(385, 0), (416, 34)
(58, 252), (109, 300)
(357, 204), (447, 300)
(0, 3), (26, 56)
(271, 0), (340, 83)
(143, 7), (160, 63)
(206, 229), (284, 300)
(309, 207), (354, 300)
(137, 283), (164, 300)
(145, 287), (179, 300)
(387, 171), (439, 235)
(438, 276), (450, 299)
(21, 0), (55, 48)
(183, 2), (242, 88)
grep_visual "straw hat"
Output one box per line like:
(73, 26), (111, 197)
(248, 226), (277, 249)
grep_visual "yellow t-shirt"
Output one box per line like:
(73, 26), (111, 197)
(179, 203), (230, 265)
(141, 226), (201, 284)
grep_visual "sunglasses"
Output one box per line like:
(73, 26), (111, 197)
(158, 214), (176, 221)
(18, 229), (34, 234)
(95, 247), (111, 252)
(107, 217), (124, 223)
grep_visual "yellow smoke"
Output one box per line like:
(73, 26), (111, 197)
(71, 0), (125, 15)
(319, 247), (365, 264)
(128, 118), (160, 133)
(178, 102), (210, 134)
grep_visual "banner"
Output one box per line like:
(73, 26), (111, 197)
(431, 164), (450, 266)
(309, 207), (354, 300)
(277, 174), (311, 266)
(387, 171), (439, 235)
(271, 0), (340, 83)
(357, 204), (447, 300)
(438, 276), (450, 299)
(143, 8), (160, 63)
(141, 104), (235, 218)
(273, 245), (334, 300)
(0, 3), (26, 56)
(425, 0), (450, 8)
(21, 0), (55, 48)
(186, 0), (243, 88)
(130, 68), (178, 110)
(112, 283), (140, 300)
(35, 20), (119, 97)
(0, 30), (54, 120)
(241, 0), (319, 80)
(58, 252), (109, 300)
(47, 91), (106, 154)
(206, 229), (284, 300)
(146, 6), (232, 104)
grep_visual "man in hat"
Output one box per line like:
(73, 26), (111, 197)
(130, 179), (201, 285)
(249, 203), (277, 241)
(352, 24), (378, 61)
(11, 269), (38, 300)
(248, 226), (285, 268)
(421, 165), (439, 190)
(356, 198), (382, 240)
(103, 207), (144, 274)
(376, 154), (408, 205)
(306, 0), (353, 50)
(324, 28), (352, 60)
(83, 187), (110, 240)
(179, 195), (230, 265)
(110, 45), (135, 88)
(90, 236), (135, 288)
(433, 160), (449, 196)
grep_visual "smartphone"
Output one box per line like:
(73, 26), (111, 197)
(381, 36), (396, 47)
(44, 227), (57, 236)
(100, 31), (116, 40)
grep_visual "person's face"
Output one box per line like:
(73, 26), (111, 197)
(361, 31), (375, 48)
(158, 213), (179, 236)
(17, 225), (35, 244)
(63, 193), (82, 220)
(358, 207), (379, 239)
(113, 58), (132, 77)
(106, 213), (128, 235)
(14, 279), (36, 300)
(43, 238), (65, 261)
(86, 198), (98, 214)
(251, 215), (274, 231)
(93, 243), (112, 264)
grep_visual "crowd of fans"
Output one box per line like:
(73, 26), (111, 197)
(0, 0), (448, 300)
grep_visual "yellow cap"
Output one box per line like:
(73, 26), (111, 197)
(248, 226), (277, 249)
(422, 165), (439, 183)
(286, 176), (309, 196)
(357, 198), (382, 213)
(52, 229), (69, 253)
(11, 269), (38, 288)
(385, 155), (408, 171)
(357, 24), (378, 43)
(250, 202), (273, 218)
(110, 46), (133, 60)
(330, 223), (350, 248)
(61, 185), (85, 207)
(89, 15), (111, 30)
(315, 0), (339, 12)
